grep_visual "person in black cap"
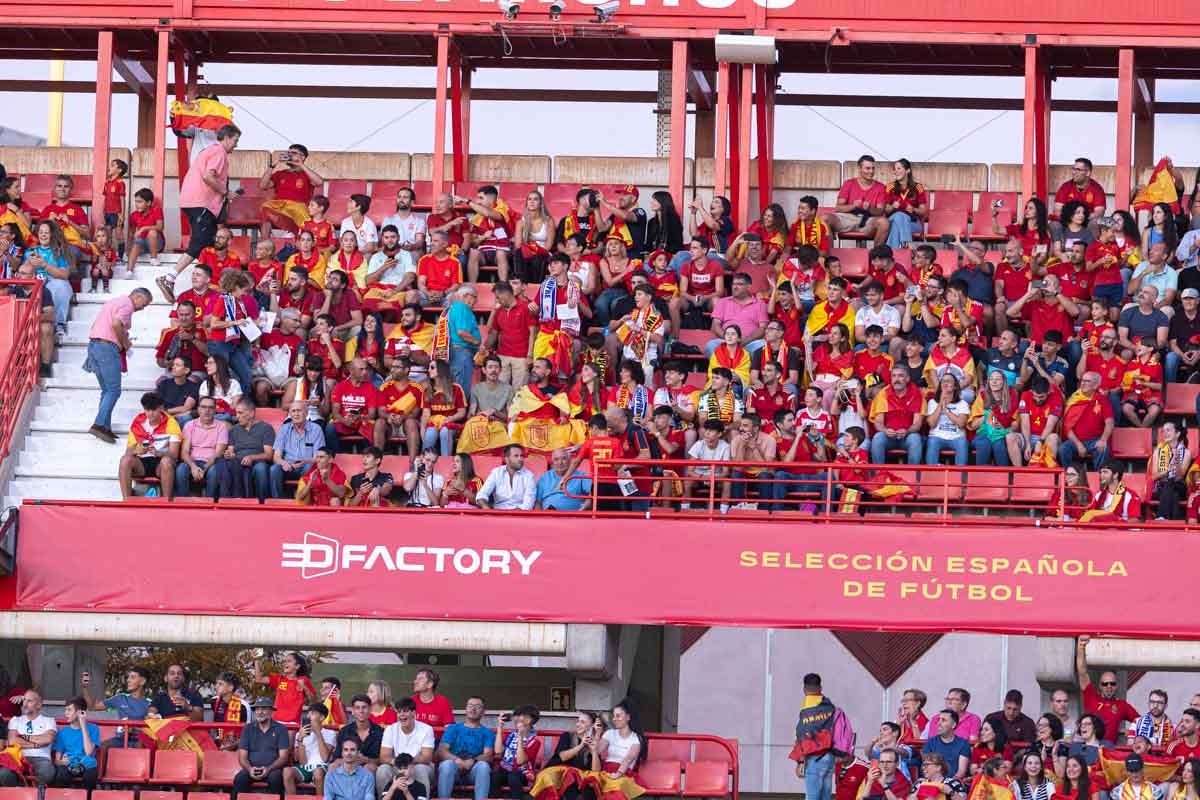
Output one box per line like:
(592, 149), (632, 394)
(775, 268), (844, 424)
(234, 697), (290, 796)
(1108, 753), (1165, 800)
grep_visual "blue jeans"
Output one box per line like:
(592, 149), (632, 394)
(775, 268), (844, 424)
(85, 339), (123, 430)
(772, 469), (828, 512)
(973, 436), (1011, 466)
(704, 338), (767, 357)
(174, 413), (195, 429)
(926, 436), (969, 465)
(886, 211), (919, 249)
(870, 431), (923, 464)
(449, 345), (477, 393)
(207, 339), (254, 402)
(1058, 437), (1110, 471)
(213, 459), (270, 502)
(593, 287), (629, 330)
(805, 752), (835, 800)
(269, 464), (306, 499)
(423, 425), (457, 456)
(324, 423), (349, 454)
(668, 249), (691, 275)
(730, 469), (772, 503)
(175, 460), (220, 497)
(44, 277), (73, 330)
(437, 758), (491, 800)
(1166, 350), (1181, 384)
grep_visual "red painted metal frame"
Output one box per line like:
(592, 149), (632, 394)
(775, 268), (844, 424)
(151, 29), (169, 205)
(0, 281), (42, 466)
(173, 41), (190, 236)
(450, 44), (465, 186)
(753, 63), (771, 216)
(668, 39), (688, 210)
(90, 31), (113, 230)
(1115, 48), (1135, 210)
(431, 32), (450, 197)
(725, 64), (740, 224)
(735, 63), (753, 231)
(713, 62), (729, 199)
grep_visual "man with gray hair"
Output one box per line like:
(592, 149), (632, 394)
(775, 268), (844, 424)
(1058, 371), (1114, 470)
(215, 398), (276, 501)
(85, 287), (154, 443)
(445, 284), (481, 390)
(1117, 283), (1170, 355)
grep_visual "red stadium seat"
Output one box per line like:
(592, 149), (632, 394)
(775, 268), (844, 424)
(256, 407), (288, 429)
(453, 181), (493, 200)
(504, 182), (541, 204)
(639, 760), (683, 795)
(932, 191), (974, 212)
(919, 208), (969, 240)
(189, 793), (232, 800)
(22, 174), (58, 193)
(473, 282), (496, 314)
(829, 247), (868, 279)
(101, 747), (150, 783)
(91, 792), (136, 800)
(239, 794), (283, 800)
(1165, 383), (1200, 416)
(228, 235), (252, 262)
(964, 471), (1010, 505)
(197, 750), (242, 786)
(1009, 469), (1054, 507)
(976, 191), (1019, 215)
(1110, 427), (1152, 460)
(141, 792), (183, 800)
(225, 195), (264, 230)
(326, 179), (369, 225)
(916, 470), (965, 504)
(543, 183), (582, 216)
(648, 739), (693, 762)
(692, 740), (734, 765)
(973, 208), (1014, 242)
(0, 790), (39, 800)
(934, 248), (960, 276)
(681, 761), (730, 797)
(43, 791), (88, 800)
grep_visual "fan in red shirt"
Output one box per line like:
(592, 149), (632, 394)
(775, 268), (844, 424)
(197, 227), (244, 279)
(248, 239), (283, 291)
(274, 265), (322, 328)
(1168, 709), (1200, 762)
(852, 325), (895, 396)
(562, 414), (628, 511)
(169, 263), (219, 321)
(297, 448), (348, 506)
(868, 366), (925, 464)
(416, 230), (464, 306)
(746, 361), (796, 429)
(939, 279), (984, 346)
(1017, 377), (1063, 463)
(864, 245), (912, 303)
(102, 159), (127, 225)
(426, 192), (468, 254)
(156, 300), (208, 376)
(1081, 330), (1126, 392)
(1053, 158), (1108, 218)
(1076, 635), (1140, 745)
(126, 188), (165, 265)
(1120, 337), (1164, 427)
(789, 195), (832, 255)
(835, 757), (869, 800)
(1005, 274), (1079, 345)
(859, 749), (912, 800)
(679, 239), (725, 321)
(40, 175), (91, 247)
(411, 669), (455, 729)
(258, 144), (320, 239)
(996, 197), (1052, 256)
(254, 652), (315, 725)
(993, 239), (1036, 309)
(486, 281), (537, 384)
(1086, 220), (1124, 310)
(328, 358), (382, 450)
(301, 196), (338, 253)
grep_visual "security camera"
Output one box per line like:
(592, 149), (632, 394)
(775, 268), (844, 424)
(593, 0), (618, 22)
(548, 0), (563, 19)
(501, 0), (519, 19)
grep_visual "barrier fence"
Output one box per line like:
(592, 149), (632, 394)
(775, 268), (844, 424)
(0, 279), (41, 466)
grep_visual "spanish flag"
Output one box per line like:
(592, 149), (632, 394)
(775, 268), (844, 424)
(508, 388), (586, 452)
(1132, 158), (1180, 214)
(457, 414), (512, 455)
(1028, 443), (1058, 469)
(1099, 748), (1179, 785)
(967, 774), (1015, 800)
(139, 717), (217, 766)
(1060, 389), (1097, 437)
(170, 98), (235, 133)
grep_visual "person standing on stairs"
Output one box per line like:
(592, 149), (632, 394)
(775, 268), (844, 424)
(84, 287), (153, 443)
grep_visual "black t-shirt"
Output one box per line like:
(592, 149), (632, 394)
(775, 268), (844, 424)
(904, 360), (927, 391)
(150, 687), (204, 718)
(556, 213), (594, 248)
(622, 208), (648, 259)
(350, 471), (394, 493)
(1170, 309), (1200, 351)
(645, 215), (683, 255)
(159, 378), (201, 411)
(1177, 267), (1200, 306)
(336, 722), (384, 759)
(950, 264), (995, 305)
(549, 731), (593, 770)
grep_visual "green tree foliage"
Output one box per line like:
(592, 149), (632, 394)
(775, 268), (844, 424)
(104, 647), (332, 699)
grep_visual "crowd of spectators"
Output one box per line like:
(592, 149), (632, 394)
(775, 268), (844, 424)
(6, 143), (1200, 519)
(0, 656), (651, 800)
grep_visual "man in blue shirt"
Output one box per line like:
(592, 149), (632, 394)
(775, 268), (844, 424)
(921, 709), (971, 780)
(325, 738), (376, 800)
(81, 666), (151, 747)
(535, 448), (591, 511)
(52, 696), (100, 789)
(436, 695), (493, 800)
(446, 285), (481, 391)
(271, 399), (326, 498)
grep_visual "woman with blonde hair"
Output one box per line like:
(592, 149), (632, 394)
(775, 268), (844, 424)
(515, 189), (556, 283)
(368, 680), (396, 725)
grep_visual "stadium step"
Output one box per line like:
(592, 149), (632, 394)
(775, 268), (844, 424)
(44, 363), (160, 391)
(31, 390), (149, 434)
(4, 476), (122, 508)
(16, 432), (130, 479)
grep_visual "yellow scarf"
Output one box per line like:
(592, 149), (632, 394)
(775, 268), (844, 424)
(433, 311), (450, 361)
(616, 305), (663, 361)
(700, 389), (735, 423)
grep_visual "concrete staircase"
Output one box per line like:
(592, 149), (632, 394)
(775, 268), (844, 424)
(2, 255), (182, 507)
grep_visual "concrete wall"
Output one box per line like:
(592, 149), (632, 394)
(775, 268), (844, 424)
(677, 628), (1200, 794)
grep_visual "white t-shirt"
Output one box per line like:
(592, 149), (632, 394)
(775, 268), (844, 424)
(200, 377), (244, 406)
(381, 720), (436, 757)
(340, 216), (380, 251)
(296, 728), (337, 768)
(926, 398), (970, 440)
(9, 714), (56, 759)
(381, 213), (428, 275)
(367, 249), (416, 286)
(602, 729), (640, 768)
(854, 303), (901, 332)
(403, 471), (446, 507)
(688, 439), (730, 477)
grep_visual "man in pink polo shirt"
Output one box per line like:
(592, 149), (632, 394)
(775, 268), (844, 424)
(707, 271), (770, 357)
(86, 288), (154, 442)
(158, 123), (241, 297)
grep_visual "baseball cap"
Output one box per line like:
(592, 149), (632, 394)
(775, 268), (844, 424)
(620, 184), (639, 199)
(1125, 754), (1144, 772)
(1183, 288), (1200, 300)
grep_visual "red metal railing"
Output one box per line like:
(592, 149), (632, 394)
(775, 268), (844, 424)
(0, 279), (42, 465)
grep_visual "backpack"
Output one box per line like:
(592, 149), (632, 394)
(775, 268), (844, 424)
(831, 707), (855, 757)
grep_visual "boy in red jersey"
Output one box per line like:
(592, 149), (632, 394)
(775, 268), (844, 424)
(125, 188), (164, 267)
(301, 195), (337, 255)
(102, 158), (127, 258)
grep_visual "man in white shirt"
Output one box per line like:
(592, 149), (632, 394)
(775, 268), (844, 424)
(285, 703), (337, 796)
(477, 444), (537, 510)
(3, 689), (57, 785)
(377, 698), (436, 795)
(380, 187), (427, 275)
(854, 281), (901, 343)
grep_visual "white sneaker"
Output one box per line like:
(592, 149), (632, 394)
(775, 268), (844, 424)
(733, 502), (758, 511)
(150, 255), (160, 266)
(680, 502), (692, 510)
(55, 329), (66, 346)
(719, 503), (730, 515)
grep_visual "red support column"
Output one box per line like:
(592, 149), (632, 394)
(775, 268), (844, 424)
(432, 33), (450, 197)
(461, 63), (472, 175)
(764, 66), (775, 205)
(713, 62), (729, 198)
(753, 64), (772, 214)
(450, 48), (464, 186)
(151, 29), (169, 206)
(91, 31), (114, 230)
(727, 65), (741, 225)
(173, 42), (189, 235)
(1034, 63), (1050, 199)
(1020, 46), (1039, 207)
(1115, 48), (1135, 210)
(736, 63), (753, 230)
(669, 40), (688, 210)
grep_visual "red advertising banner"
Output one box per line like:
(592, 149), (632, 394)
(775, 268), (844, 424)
(12, 503), (1190, 637)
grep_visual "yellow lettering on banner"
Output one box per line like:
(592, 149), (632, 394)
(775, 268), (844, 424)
(947, 556), (964, 573)
(785, 552), (804, 569)
(900, 582), (918, 599)
(739, 551), (757, 567)
(1110, 561), (1127, 576)
(807, 552), (823, 569)
(761, 551), (780, 568)
(844, 580), (862, 597)
(852, 554), (874, 571)
(828, 553), (848, 570)
(867, 581), (886, 598)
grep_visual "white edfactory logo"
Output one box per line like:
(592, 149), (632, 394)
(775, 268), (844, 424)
(281, 532), (543, 580)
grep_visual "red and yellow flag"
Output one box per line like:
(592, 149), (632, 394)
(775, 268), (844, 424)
(1132, 158), (1180, 213)
(138, 717), (217, 766)
(170, 98), (235, 133)
(1099, 748), (1179, 786)
(967, 774), (1015, 800)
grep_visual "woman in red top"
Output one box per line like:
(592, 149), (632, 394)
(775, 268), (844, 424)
(1059, 755), (1101, 800)
(568, 362), (607, 420)
(969, 370), (1021, 466)
(286, 229), (329, 288)
(994, 197), (1052, 256)
(806, 323), (854, 410)
(440, 454), (483, 508)
(329, 230), (366, 289)
(204, 269), (255, 395)
(746, 203), (789, 263)
(421, 359), (467, 455)
(970, 719), (1012, 775)
(883, 158), (929, 250)
(253, 652), (316, 725)
(368, 680), (398, 726)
